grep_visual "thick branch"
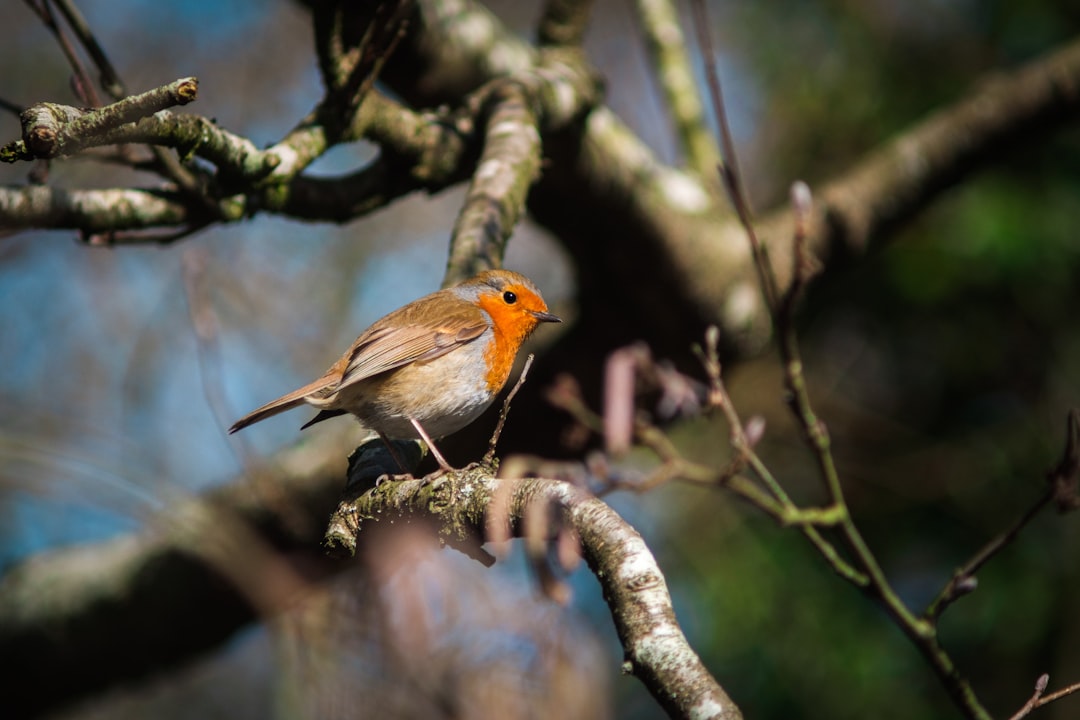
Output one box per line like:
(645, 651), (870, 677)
(390, 3), (1080, 355)
(0, 426), (739, 720)
(327, 463), (742, 720)
(0, 186), (192, 232)
(0, 428), (352, 718)
(445, 81), (542, 283)
(5, 6), (1078, 344)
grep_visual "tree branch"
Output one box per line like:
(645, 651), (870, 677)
(0, 186), (192, 233)
(394, 2), (1080, 354)
(0, 424), (742, 720)
(0, 427), (353, 718)
(636, 0), (721, 177)
(537, 0), (595, 47)
(1, 77), (197, 161)
(445, 81), (541, 283)
(326, 459), (743, 720)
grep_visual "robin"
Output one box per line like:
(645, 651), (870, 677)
(228, 269), (561, 472)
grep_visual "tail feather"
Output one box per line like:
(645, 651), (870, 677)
(300, 409), (348, 430)
(228, 374), (336, 434)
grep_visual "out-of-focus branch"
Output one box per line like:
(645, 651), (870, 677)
(393, 2), (1080, 354)
(1008, 674), (1080, 720)
(1, 20), (599, 240)
(636, 0), (721, 177)
(0, 186), (192, 233)
(308, 0), (414, 140)
(8, 2), (1075, 349)
(24, 0), (101, 107)
(49, 0), (126, 98)
(925, 409), (1080, 623)
(688, 4), (1080, 715)
(537, 0), (594, 47)
(0, 426), (354, 719)
(690, 3), (984, 712)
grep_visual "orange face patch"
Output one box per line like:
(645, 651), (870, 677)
(475, 285), (548, 393)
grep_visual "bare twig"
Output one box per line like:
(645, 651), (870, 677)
(687, 0), (778, 311)
(1049, 408), (1080, 512)
(339, 0), (414, 114)
(924, 490), (1052, 623)
(50, 0), (127, 98)
(0, 96), (23, 116)
(686, 2), (1001, 717)
(1002, 677), (1080, 720)
(1025, 677), (1080, 716)
(311, 0), (414, 140)
(181, 249), (232, 433)
(25, 0), (101, 107)
(484, 354), (536, 466)
(85, 221), (213, 247)
(926, 408), (1080, 622)
(777, 181), (819, 327)
(1008, 673), (1051, 720)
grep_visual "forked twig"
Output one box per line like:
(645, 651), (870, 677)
(1008, 674), (1050, 720)
(924, 490), (1052, 622)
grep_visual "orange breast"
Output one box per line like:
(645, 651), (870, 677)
(476, 295), (532, 393)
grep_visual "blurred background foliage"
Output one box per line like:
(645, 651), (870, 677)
(2, 0), (1080, 718)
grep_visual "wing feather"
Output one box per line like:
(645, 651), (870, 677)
(328, 295), (489, 391)
(229, 289), (490, 434)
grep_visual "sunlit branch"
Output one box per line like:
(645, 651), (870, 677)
(325, 460), (743, 720)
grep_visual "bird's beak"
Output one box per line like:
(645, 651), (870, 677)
(531, 310), (562, 323)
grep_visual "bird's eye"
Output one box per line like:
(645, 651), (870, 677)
(503, 291), (517, 305)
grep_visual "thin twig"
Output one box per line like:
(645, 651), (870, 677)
(926, 409), (1080, 622)
(1008, 674), (1051, 720)
(1050, 408), (1080, 511)
(692, 333), (868, 584)
(0, 96), (23, 116)
(46, 0), (207, 200)
(925, 490), (1052, 623)
(687, 0), (778, 312)
(688, 1), (996, 717)
(50, 0), (127, 98)
(181, 249), (233, 434)
(483, 354), (536, 466)
(342, 0), (414, 111)
(1030, 678), (1080, 713)
(26, 0), (101, 107)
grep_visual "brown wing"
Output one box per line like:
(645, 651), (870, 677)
(228, 291), (488, 434)
(328, 291), (489, 391)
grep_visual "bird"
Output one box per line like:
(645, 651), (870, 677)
(228, 269), (561, 472)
